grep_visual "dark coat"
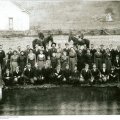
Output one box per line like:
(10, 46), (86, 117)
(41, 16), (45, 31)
(23, 68), (35, 78)
(81, 69), (92, 81)
(13, 71), (22, 78)
(91, 69), (100, 79)
(0, 50), (5, 64)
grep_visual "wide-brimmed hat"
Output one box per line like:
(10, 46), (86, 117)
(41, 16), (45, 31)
(51, 42), (56, 47)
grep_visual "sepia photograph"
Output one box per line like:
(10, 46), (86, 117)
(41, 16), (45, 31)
(0, 0), (120, 117)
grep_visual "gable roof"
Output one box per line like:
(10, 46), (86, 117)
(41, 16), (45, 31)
(11, 0), (30, 14)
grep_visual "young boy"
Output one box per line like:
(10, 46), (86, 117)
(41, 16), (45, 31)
(70, 65), (80, 85)
(13, 66), (23, 85)
(91, 64), (101, 84)
(100, 63), (109, 83)
(81, 64), (92, 84)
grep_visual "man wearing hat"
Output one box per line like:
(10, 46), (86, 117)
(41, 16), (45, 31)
(49, 42), (57, 57)
(63, 43), (70, 56)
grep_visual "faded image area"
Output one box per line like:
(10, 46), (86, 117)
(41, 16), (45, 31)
(0, 0), (120, 115)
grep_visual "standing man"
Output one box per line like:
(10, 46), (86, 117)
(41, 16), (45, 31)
(0, 45), (5, 75)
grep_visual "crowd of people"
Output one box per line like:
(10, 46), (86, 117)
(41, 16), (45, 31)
(0, 34), (120, 86)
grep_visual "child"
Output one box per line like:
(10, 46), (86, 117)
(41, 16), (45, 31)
(81, 64), (92, 84)
(70, 65), (80, 85)
(60, 51), (69, 70)
(62, 64), (71, 84)
(3, 68), (12, 86)
(109, 66), (118, 83)
(23, 63), (35, 85)
(91, 64), (101, 84)
(100, 63), (109, 83)
(13, 66), (23, 85)
(51, 53), (58, 69)
(52, 65), (63, 85)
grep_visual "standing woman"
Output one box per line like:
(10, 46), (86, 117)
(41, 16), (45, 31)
(104, 48), (112, 71)
(94, 48), (102, 70)
(27, 49), (36, 68)
(69, 47), (77, 71)
(60, 51), (69, 70)
(37, 50), (46, 70)
(56, 43), (63, 66)
(18, 51), (27, 72)
(10, 50), (19, 73)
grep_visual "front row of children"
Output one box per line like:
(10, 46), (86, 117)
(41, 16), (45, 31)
(2, 62), (119, 86)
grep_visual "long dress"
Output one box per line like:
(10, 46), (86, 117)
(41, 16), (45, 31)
(56, 48), (62, 65)
(18, 55), (27, 71)
(94, 52), (102, 70)
(69, 49), (77, 71)
(37, 54), (46, 70)
(104, 52), (112, 71)
(10, 55), (19, 72)
(27, 53), (36, 67)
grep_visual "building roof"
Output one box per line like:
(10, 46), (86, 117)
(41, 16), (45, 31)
(11, 0), (30, 14)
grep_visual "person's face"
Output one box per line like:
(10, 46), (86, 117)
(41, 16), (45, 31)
(35, 44), (39, 48)
(14, 51), (17, 55)
(97, 48), (100, 52)
(40, 50), (43, 54)
(103, 64), (106, 68)
(66, 65), (69, 70)
(109, 44), (112, 48)
(57, 65), (61, 70)
(91, 44), (94, 49)
(63, 51), (67, 56)
(27, 64), (31, 69)
(65, 44), (69, 48)
(84, 45), (87, 49)
(6, 54), (8, 59)
(17, 46), (21, 50)
(87, 50), (90, 54)
(74, 66), (77, 71)
(16, 67), (19, 71)
(100, 45), (104, 49)
(85, 65), (89, 69)
(48, 56), (50, 60)
(58, 44), (61, 48)
(52, 53), (56, 57)
(30, 50), (33, 53)
(9, 48), (12, 52)
(27, 45), (30, 49)
(0, 46), (2, 50)
(52, 44), (55, 48)
(21, 52), (24, 55)
(6, 69), (9, 73)
(93, 65), (96, 69)
(106, 48), (109, 53)
(116, 56), (119, 60)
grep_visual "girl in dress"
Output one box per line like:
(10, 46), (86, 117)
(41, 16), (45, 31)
(56, 43), (63, 65)
(27, 49), (36, 68)
(37, 50), (46, 70)
(10, 50), (19, 73)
